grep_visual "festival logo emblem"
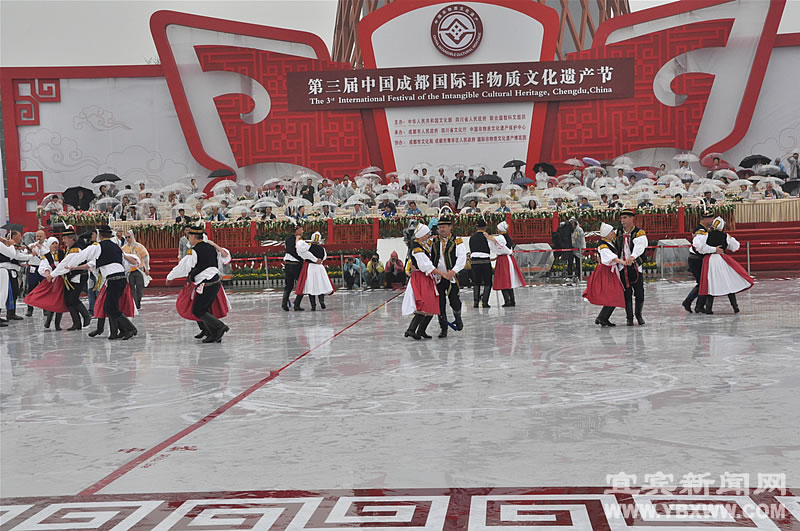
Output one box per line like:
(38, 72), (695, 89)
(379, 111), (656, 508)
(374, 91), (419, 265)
(430, 4), (483, 58)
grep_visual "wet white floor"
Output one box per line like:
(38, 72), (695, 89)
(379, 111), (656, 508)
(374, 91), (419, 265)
(1, 277), (799, 498)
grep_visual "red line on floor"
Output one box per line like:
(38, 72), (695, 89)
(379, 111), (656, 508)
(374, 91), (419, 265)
(76, 293), (402, 497)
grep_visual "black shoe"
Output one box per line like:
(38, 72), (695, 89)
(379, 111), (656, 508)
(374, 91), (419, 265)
(626, 319), (634, 326)
(44, 313), (53, 329)
(405, 329), (421, 340)
(26, 307), (34, 317)
(636, 315), (645, 325)
(682, 300), (693, 313)
(282, 304), (290, 312)
(501, 302), (511, 307)
(194, 330), (207, 339)
(88, 328), (103, 337)
(453, 313), (463, 331)
(310, 306), (316, 311)
(108, 319), (119, 340)
(420, 330), (432, 339)
(320, 301), (326, 309)
(482, 303), (491, 308)
(598, 320), (616, 327)
(294, 305), (304, 311)
(54, 314), (62, 331)
(438, 328), (448, 338)
(215, 325), (230, 343)
(9, 314), (23, 321)
(473, 302), (479, 308)
(120, 329), (138, 340)
(202, 332), (218, 343)
(732, 306), (740, 314)
(0, 321), (6, 328)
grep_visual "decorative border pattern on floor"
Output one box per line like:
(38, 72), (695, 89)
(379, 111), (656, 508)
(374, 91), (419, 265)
(1, 488), (798, 531)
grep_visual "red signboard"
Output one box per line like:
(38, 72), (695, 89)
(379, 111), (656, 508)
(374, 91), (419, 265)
(287, 58), (633, 111)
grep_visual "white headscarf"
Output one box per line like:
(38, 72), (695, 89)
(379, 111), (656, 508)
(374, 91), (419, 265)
(600, 223), (614, 238)
(311, 231), (322, 244)
(496, 221), (508, 233)
(414, 224), (431, 240)
(712, 217), (725, 231)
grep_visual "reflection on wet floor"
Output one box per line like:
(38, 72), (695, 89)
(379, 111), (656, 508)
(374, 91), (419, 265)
(1, 277), (799, 497)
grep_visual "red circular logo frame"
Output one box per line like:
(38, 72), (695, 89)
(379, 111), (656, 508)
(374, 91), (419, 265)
(430, 4), (484, 59)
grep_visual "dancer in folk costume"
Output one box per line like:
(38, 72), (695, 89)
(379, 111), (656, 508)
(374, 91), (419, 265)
(294, 231), (335, 311)
(490, 221), (526, 307)
(403, 223), (450, 340)
(82, 227), (141, 339)
(0, 229), (31, 325)
(468, 218), (494, 308)
(696, 217), (754, 313)
(282, 223), (310, 311)
(683, 209), (715, 313)
(53, 226), (93, 330)
(24, 237), (67, 330)
(582, 223), (626, 326)
(24, 230), (48, 316)
(616, 209), (648, 326)
(430, 214), (466, 338)
(167, 226), (232, 343)
(51, 225), (140, 340)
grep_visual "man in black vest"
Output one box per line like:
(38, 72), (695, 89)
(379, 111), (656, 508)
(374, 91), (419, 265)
(56, 226), (93, 330)
(468, 218), (493, 308)
(430, 215), (467, 337)
(282, 223), (306, 311)
(53, 225), (139, 339)
(616, 209), (648, 325)
(0, 229), (31, 324)
(683, 210), (715, 313)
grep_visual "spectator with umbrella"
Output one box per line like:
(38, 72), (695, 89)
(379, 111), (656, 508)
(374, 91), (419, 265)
(63, 186), (93, 211)
(504, 159), (525, 182)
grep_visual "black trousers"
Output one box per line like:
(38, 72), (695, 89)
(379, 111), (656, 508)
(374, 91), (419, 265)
(686, 257), (704, 305)
(283, 261), (303, 303)
(192, 279), (221, 319)
(437, 278), (461, 318)
(566, 254), (580, 276)
(621, 265), (644, 318)
(471, 262), (493, 287)
(103, 276), (127, 319)
(128, 270), (145, 309)
(64, 276), (87, 307)
(26, 269), (42, 295)
(9, 274), (21, 303)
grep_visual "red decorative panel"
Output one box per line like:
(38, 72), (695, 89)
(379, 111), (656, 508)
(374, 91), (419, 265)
(208, 226), (254, 248)
(13, 79), (61, 126)
(19, 171), (45, 201)
(549, 20), (732, 161)
(195, 46), (371, 181)
(638, 213), (679, 234)
(331, 222), (374, 247)
(510, 218), (552, 242)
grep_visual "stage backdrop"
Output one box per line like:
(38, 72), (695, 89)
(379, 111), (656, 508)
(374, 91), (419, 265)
(1, 0), (799, 230)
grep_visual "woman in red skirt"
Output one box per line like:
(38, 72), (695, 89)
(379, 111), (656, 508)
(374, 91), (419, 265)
(402, 223), (451, 340)
(582, 223), (626, 326)
(490, 221), (526, 307)
(23, 237), (67, 330)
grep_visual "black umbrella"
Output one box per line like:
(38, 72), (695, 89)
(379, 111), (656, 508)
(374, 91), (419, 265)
(760, 168), (789, 178)
(92, 173), (120, 183)
(503, 159), (526, 168)
(533, 162), (557, 176)
(209, 168), (236, 179)
(475, 174), (503, 184)
(782, 180), (800, 196)
(1, 222), (24, 233)
(739, 154), (771, 168)
(63, 186), (93, 210)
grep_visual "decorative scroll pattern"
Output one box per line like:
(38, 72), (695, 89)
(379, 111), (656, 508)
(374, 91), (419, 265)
(13, 79), (61, 126)
(549, 20), (733, 161)
(1, 492), (797, 531)
(195, 46), (371, 181)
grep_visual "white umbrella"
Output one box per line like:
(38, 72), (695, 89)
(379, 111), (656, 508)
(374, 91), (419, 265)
(314, 201), (338, 209)
(592, 177), (617, 189)
(116, 190), (138, 201)
(263, 177), (280, 187)
(501, 183), (524, 192)
(713, 169), (738, 181)
(757, 165), (783, 176)
(657, 174), (681, 185)
(570, 186), (598, 200)
(186, 192), (207, 203)
(213, 193), (237, 204)
(211, 179), (239, 191)
(489, 193), (512, 202)
(632, 177), (656, 187)
(756, 176), (785, 188)
(400, 193), (429, 203)
(543, 188), (575, 199)
(235, 199), (255, 208)
(519, 195), (542, 207)
(160, 182), (191, 194)
(674, 168), (699, 181)
(287, 198), (313, 208)
(636, 191), (654, 202)
(462, 192), (488, 201)
(228, 205), (252, 217)
(613, 164), (634, 172)
(374, 192), (398, 202)
(430, 197), (455, 207)
(346, 201), (365, 207)
(477, 183), (498, 191)
(139, 188), (161, 197)
(172, 202), (192, 211)
(237, 178), (256, 188)
(137, 198), (160, 209)
(95, 197), (119, 208)
(673, 152), (699, 162)
(564, 158), (584, 166)
(613, 156), (634, 167)
(448, 163), (467, 174)
(660, 186), (688, 197)
(201, 201), (222, 211)
(695, 183), (722, 194)
(412, 162), (433, 174)
(359, 172), (382, 181)
(727, 179), (753, 190)
(583, 166), (606, 175)
(558, 177), (581, 187)
(253, 199), (279, 209)
(360, 166), (382, 174)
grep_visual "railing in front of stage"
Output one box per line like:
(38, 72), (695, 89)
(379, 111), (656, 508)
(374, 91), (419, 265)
(117, 207), (721, 251)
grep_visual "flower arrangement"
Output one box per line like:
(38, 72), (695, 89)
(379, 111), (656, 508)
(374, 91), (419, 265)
(52, 211), (111, 227)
